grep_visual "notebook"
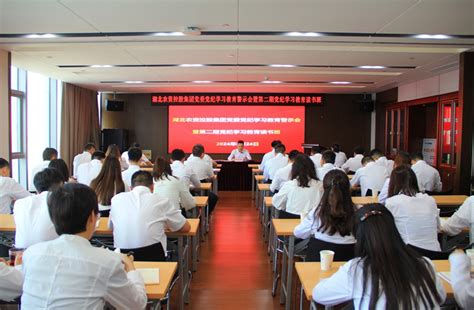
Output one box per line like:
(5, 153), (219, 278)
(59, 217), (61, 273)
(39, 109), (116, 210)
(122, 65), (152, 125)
(138, 268), (160, 284)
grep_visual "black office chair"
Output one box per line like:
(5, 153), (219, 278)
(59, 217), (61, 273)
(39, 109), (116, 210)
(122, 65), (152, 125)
(407, 244), (453, 260)
(305, 238), (356, 262)
(120, 242), (166, 262)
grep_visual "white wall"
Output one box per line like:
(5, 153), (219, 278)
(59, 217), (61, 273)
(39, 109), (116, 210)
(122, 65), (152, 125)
(398, 70), (459, 102)
(0, 50), (10, 160)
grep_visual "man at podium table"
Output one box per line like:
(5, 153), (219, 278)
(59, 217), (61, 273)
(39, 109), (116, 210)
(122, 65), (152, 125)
(228, 140), (252, 161)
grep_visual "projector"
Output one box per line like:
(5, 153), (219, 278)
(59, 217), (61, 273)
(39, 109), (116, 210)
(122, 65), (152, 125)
(183, 27), (202, 36)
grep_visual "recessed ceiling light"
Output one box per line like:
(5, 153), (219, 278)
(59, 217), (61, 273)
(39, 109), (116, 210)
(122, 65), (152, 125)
(413, 34), (452, 40)
(124, 81), (144, 84)
(192, 80), (213, 83)
(330, 81), (352, 84)
(90, 65), (113, 68)
(179, 64), (205, 67)
(358, 65), (386, 69)
(269, 64), (297, 68)
(25, 33), (58, 39)
(153, 32), (185, 36)
(262, 81), (283, 84)
(284, 32), (322, 37)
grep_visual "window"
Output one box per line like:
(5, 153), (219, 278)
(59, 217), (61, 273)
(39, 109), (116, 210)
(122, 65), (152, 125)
(10, 91), (27, 184)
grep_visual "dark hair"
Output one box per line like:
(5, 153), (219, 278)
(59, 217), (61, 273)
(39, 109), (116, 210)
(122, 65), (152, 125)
(48, 159), (70, 183)
(33, 167), (64, 193)
(410, 152), (424, 161)
(192, 144), (204, 157)
(311, 145), (322, 154)
(361, 156), (374, 166)
(237, 140), (244, 145)
(394, 151), (411, 168)
(354, 203), (442, 309)
(42, 147), (58, 161)
(321, 150), (336, 164)
(48, 183), (99, 236)
(130, 142), (141, 148)
(291, 154), (318, 187)
(131, 171), (153, 187)
(331, 144), (341, 153)
(271, 140), (282, 148)
(275, 144), (286, 154)
(369, 148), (383, 159)
(0, 158), (9, 169)
(388, 165), (419, 198)
(91, 151), (106, 161)
(84, 143), (96, 151)
(288, 150), (300, 160)
(105, 144), (121, 158)
(127, 147), (142, 162)
(90, 157), (125, 206)
(171, 149), (186, 161)
(354, 146), (365, 155)
(153, 157), (176, 181)
(316, 170), (355, 236)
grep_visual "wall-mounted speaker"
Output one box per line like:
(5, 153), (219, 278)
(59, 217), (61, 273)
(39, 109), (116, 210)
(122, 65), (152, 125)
(106, 99), (124, 111)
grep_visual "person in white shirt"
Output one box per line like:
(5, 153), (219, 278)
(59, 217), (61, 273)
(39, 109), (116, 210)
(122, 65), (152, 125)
(410, 152), (442, 193)
(121, 143), (153, 167)
(309, 145), (323, 169)
(263, 144), (288, 182)
(185, 144), (217, 168)
(0, 258), (23, 302)
(385, 165), (441, 251)
(21, 183), (147, 309)
(170, 149), (201, 189)
(273, 154), (323, 219)
(294, 170), (356, 258)
(316, 150), (342, 181)
(153, 157), (196, 211)
(378, 151), (411, 204)
(270, 150), (299, 193)
(121, 147), (142, 188)
(49, 158), (75, 184)
(313, 203), (446, 309)
(441, 195), (474, 236)
(0, 158), (30, 214)
(72, 143), (96, 178)
(449, 249), (474, 309)
(185, 144), (214, 181)
(227, 140), (252, 161)
(77, 151), (105, 186)
(29, 147), (58, 191)
(351, 156), (389, 197)
(331, 144), (347, 168)
(13, 168), (63, 248)
(259, 140), (281, 172)
(370, 148), (394, 175)
(341, 146), (364, 173)
(110, 171), (191, 258)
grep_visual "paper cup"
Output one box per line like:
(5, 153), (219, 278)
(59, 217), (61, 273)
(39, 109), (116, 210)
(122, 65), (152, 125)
(320, 250), (335, 271)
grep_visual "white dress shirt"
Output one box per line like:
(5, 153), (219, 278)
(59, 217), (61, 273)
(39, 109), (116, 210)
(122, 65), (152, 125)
(449, 252), (474, 309)
(0, 262), (23, 302)
(185, 154), (214, 168)
(385, 193), (441, 251)
(334, 151), (347, 168)
(21, 234), (147, 309)
(272, 179), (323, 219)
(185, 156), (213, 181)
(310, 153), (322, 169)
(121, 164), (141, 188)
(72, 151), (92, 177)
(76, 159), (103, 186)
(154, 176), (196, 211)
(341, 154), (364, 173)
(263, 153), (288, 181)
(227, 149), (252, 161)
(270, 163), (292, 192)
(313, 257), (446, 309)
(441, 196), (474, 236)
(377, 178), (390, 204)
(121, 151), (151, 166)
(350, 162), (388, 196)
(411, 160), (443, 192)
(13, 191), (59, 248)
(294, 207), (356, 244)
(171, 161), (201, 189)
(0, 176), (30, 214)
(29, 160), (50, 191)
(110, 186), (187, 251)
(259, 149), (275, 171)
(375, 156), (394, 175)
(316, 163), (342, 182)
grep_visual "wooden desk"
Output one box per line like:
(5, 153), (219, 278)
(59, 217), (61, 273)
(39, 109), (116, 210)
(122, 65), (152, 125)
(264, 196), (273, 208)
(248, 164), (260, 169)
(199, 182), (212, 192)
(135, 261), (177, 300)
(252, 168), (263, 174)
(257, 183), (271, 231)
(432, 195), (467, 206)
(255, 175), (265, 182)
(140, 167), (154, 172)
(194, 196), (208, 207)
(216, 164), (222, 168)
(193, 196), (209, 240)
(213, 168), (221, 174)
(352, 196), (378, 205)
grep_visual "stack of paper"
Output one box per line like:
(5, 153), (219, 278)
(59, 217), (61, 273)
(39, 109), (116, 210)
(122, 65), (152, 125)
(138, 268), (160, 284)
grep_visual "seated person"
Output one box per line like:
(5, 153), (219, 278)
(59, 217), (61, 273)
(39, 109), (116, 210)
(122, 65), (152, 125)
(77, 151), (105, 186)
(313, 203), (446, 308)
(0, 258), (23, 302)
(110, 171), (191, 259)
(385, 165), (441, 251)
(350, 156), (388, 197)
(49, 158), (75, 183)
(411, 152), (442, 193)
(30, 147), (58, 191)
(185, 144), (214, 182)
(378, 151), (411, 204)
(263, 144), (288, 182)
(341, 146), (364, 173)
(272, 154), (323, 219)
(259, 140), (281, 172)
(331, 144), (347, 168)
(370, 148), (394, 175)
(316, 150), (342, 181)
(185, 144), (217, 168)
(270, 150), (299, 193)
(227, 140), (252, 161)
(121, 147), (142, 187)
(72, 143), (96, 178)
(170, 149), (201, 189)
(121, 143), (152, 167)
(14, 168), (63, 248)
(21, 183), (147, 309)
(309, 145), (323, 169)
(0, 158), (30, 214)
(449, 249), (474, 309)
(441, 195), (473, 236)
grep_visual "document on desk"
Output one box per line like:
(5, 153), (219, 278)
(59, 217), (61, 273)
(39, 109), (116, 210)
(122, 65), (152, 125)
(138, 268), (160, 284)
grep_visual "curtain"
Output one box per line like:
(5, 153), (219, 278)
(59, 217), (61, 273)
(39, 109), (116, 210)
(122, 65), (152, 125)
(60, 83), (99, 169)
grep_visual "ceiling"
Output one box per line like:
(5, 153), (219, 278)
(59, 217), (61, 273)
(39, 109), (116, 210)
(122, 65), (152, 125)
(0, 0), (473, 94)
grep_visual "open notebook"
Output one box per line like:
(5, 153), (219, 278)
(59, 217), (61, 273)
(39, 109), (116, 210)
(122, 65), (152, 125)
(138, 268), (160, 285)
